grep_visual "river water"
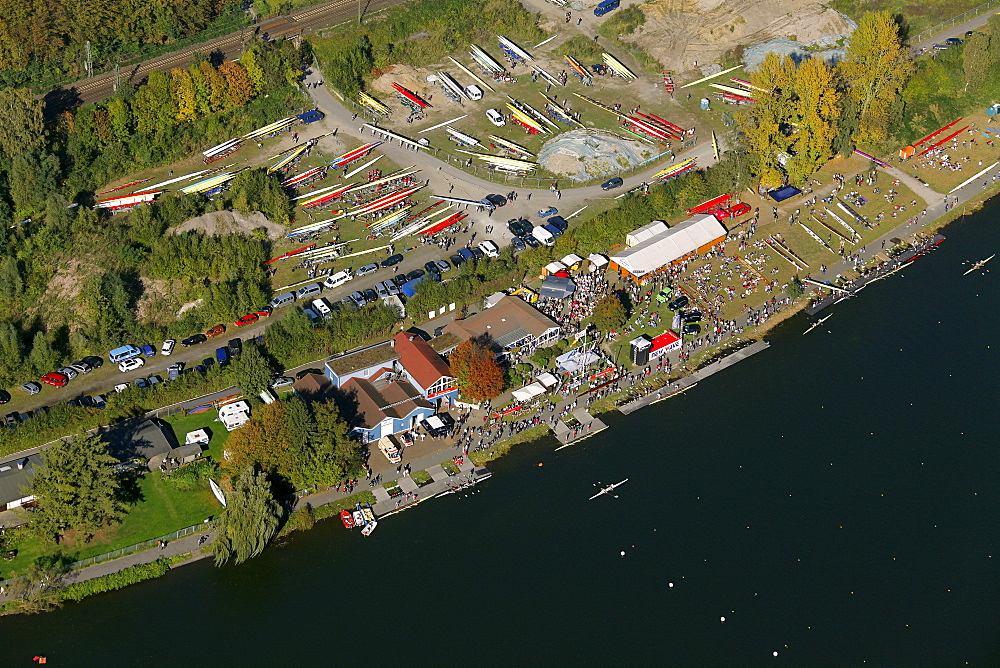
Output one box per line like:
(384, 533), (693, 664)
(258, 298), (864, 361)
(3, 204), (998, 665)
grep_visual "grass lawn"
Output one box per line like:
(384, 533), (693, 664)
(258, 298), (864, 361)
(161, 411), (230, 463)
(2, 472), (218, 579)
(410, 469), (433, 485)
(884, 112), (1000, 193)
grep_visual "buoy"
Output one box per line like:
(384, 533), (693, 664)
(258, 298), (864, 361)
(773, 651), (779, 657)
(669, 582), (674, 587)
(720, 616), (726, 622)
(620, 550), (625, 556)
(538, 462), (544, 467)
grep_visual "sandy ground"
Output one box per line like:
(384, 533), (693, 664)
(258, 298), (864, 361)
(171, 210), (288, 240)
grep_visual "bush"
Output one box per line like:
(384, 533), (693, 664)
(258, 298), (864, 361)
(167, 459), (219, 492)
(57, 559), (172, 602)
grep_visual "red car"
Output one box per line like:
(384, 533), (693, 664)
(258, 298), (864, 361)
(205, 324), (226, 337)
(40, 372), (69, 387)
(234, 313), (259, 327)
(256, 306), (273, 318)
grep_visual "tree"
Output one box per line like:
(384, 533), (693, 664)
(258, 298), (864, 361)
(222, 402), (294, 481)
(735, 53), (797, 187)
(4, 559), (63, 614)
(219, 61), (255, 109)
(962, 32), (996, 89)
(133, 70), (176, 134)
(27, 330), (59, 377)
(591, 293), (628, 333)
(789, 58), (841, 181)
(212, 467), (282, 566)
(0, 87), (45, 159)
(302, 401), (363, 486)
(27, 434), (125, 542)
(230, 344), (274, 399)
(840, 11), (913, 146)
(169, 68), (197, 122)
(450, 339), (504, 401)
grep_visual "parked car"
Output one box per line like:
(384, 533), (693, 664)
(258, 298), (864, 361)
(470, 247), (485, 260)
(182, 333), (207, 347)
(134, 377), (149, 390)
(167, 362), (184, 381)
(537, 206), (558, 217)
(655, 287), (673, 304)
(21, 382), (41, 395)
(384, 281), (401, 297)
(547, 215), (568, 232)
(234, 313), (259, 327)
(70, 360), (93, 374)
(311, 298), (332, 317)
(92, 395), (107, 409)
(271, 376), (295, 389)
(83, 355), (104, 369)
(41, 372), (69, 387)
(508, 218), (533, 236)
(434, 259), (451, 273)
(148, 375), (161, 387)
(348, 291), (366, 308)
(601, 177), (624, 190)
(139, 345), (156, 358)
(381, 254), (404, 268)
(118, 358), (145, 373)
(424, 261), (441, 275)
(682, 323), (701, 336)
(206, 324), (226, 337)
(682, 311), (703, 323)
(945, 36), (963, 45)
(295, 368), (323, 380)
(405, 269), (425, 282)
(228, 338), (243, 357)
(57, 366), (78, 380)
(450, 253), (467, 267)
(485, 108), (506, 127)
(357, 262), (380, 277)
(114, 383), (130, 393)
(511, 237), (526, 252)
(362, 288), (378, 303)
(521, 234), (540, 249)
(161, 339), (176, 356)
(0, 389), (10, 404)
(478, 240), (500, 258)
(4, 412), (19, 428)
(375, 282), (391, 299)
(481, 193), (507, 209)
(391, 274), (409, 288)
(668, 295), (689, 311)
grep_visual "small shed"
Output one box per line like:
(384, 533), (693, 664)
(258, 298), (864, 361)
(543, 260), (567, 276)
(587, 253), (609, 272)
(511, 382), (547, 402)
(536, 372), (559, 388)
(560, 253), (584, 270)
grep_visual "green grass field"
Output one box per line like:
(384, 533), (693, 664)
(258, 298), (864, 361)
(2, 472), (217, 579)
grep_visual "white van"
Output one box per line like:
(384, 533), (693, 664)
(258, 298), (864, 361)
(109, 345), (142, 363)
(486, 108), (506, 127)
(465, 85), (483, 101)
(323, 270), (353, 290)
(296, 283), (323, 300)
(312, 297), (332, 317)
(531, 225), (555, 247)
(377, 436), (402, 464)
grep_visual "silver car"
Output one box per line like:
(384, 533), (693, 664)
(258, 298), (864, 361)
(375, 282), (390, 299)
(58, 366), (79, 380)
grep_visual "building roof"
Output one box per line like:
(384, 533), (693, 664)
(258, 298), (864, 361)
(293, 372), (334, 399)
(392, 332), (453, 389)
(443, 296), (559, 348)
(326, 342), (399, 377)
(429, 332), (462, 355)
(539, 276), (576, 299)
(612, 214), (727, 277)
(100, 418), (177, 463)
(343, 378), (433, 429)
(0, 452), (41, 506)
(626, 220), (668, 247)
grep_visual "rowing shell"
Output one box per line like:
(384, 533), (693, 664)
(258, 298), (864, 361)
(963, 254), (994, 275)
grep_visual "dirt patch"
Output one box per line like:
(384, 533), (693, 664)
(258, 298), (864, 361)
(171, 210), (287, 240)
(625, 0), (855, 74)
(538, 129), (656, 181)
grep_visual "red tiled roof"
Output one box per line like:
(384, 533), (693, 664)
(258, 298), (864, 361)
(392, 332), (453, 390)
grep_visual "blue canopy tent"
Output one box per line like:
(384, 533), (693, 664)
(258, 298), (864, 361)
(768, 186), (801, 202)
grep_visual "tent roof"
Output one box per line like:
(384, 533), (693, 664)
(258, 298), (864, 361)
(561, 253), (584, 266)
(544, 261), (567, 274)
(539, 275), (576, 299)
(626, 220), (668, 246)
(536, 372), (559, 387)
(587, 253), (609, 267)
(611, 214), (726, 277)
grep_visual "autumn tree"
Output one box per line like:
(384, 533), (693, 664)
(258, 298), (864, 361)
(450, 339), (504, 401)
(591, 293), (627, 333)
(212, 467), (282, 566)
(736, 53), (797, 188)
(170, 68), (197, 122)
(789, 58), (841, 181)
(839, 11), (913, 146)
(219, 61), (255, 109)
(222, 401), (295, 481)
(27, 434), (125, 543)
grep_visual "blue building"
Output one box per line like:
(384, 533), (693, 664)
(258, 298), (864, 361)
(342, 378), (435, 444)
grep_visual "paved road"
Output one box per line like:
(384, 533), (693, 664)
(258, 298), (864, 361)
(911, 6), (1000, 53)
(43, 0), (407, 113)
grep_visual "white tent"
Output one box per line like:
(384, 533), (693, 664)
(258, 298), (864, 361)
(587, 253), (609, 272)
(543, 261), (567, 275)
(512, 382), (547, 402)
(556, 348), (601, 374)
(626, 220), (668, 247)
(611, 214), (726, 278)
(484, 291), (506, 308)
(560, 253), (584, 268)
(536, 372), (559, 388)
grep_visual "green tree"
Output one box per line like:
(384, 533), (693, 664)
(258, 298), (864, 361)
(0, 87), (45, 159)
(0, 321), (24, 382)
(303, 400), (363, 486)
(591, 293), (628, 332)
(212, 467), (282, 566)
(26, 434), (125, 542)
(230, 344), (274, 399)
(4, 559), (63, 614)
(962, 32), (996, 89)
(27, 330), (59, 376)
(450, 339), (504, 401)
(840, 11), (913, 146)
(133, 70), (176, 134)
